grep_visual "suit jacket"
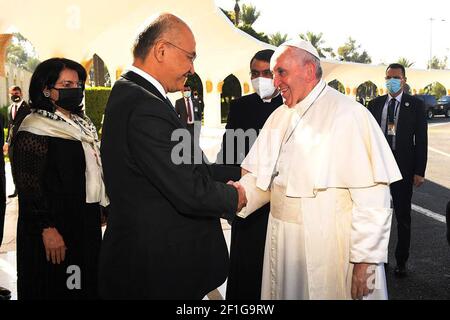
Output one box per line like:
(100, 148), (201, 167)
(99, 71), (238, 299)
(6, 100), (31, 147)
(175, 96), (203, 125)
(367, 93), (427, 179)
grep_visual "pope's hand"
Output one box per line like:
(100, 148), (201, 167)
(227, 181), (247, 212)
(351, 263), (376, 300)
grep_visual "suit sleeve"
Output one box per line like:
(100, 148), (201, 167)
(128, 100), (238, 220)
(414, 100), (428, 177)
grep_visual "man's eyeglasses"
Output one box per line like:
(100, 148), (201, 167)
(250, 70), (273, 78)
(165, 41), (197, 63)
(54, 80), (83, 88)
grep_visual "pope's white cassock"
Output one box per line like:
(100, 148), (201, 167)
(238, 79), (402, 300)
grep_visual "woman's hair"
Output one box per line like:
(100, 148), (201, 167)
(29, 58), (87, 113)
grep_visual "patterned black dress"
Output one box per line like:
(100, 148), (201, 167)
(13, 131), (102, 300)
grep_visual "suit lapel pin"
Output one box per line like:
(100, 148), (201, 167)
(404, 102), (410, 107)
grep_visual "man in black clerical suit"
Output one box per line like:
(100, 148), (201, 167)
(368, 63), (427, 277)
(216, 49), (283, 300)
(99, 14), (247, 299)
(4, 86), (30, 198)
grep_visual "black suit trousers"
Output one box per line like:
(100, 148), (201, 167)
(390, 175), (413, 265)
(226, 204), (269, 300)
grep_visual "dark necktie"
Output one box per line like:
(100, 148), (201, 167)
(185, 98), (193, 123)
(386, 99), (397, 148)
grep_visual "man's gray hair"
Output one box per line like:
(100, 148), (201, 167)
(132, 14), (184, 61)
(301, 51), (323, 79)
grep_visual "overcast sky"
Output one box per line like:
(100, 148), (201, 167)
(215, 0), (450, 69)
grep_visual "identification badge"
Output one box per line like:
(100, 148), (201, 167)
(387, 123), (396, 136)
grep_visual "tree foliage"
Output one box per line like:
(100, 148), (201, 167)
(299, 31), (335, 58)
(421, 82), (447, 99)
(269, 32), (288, 46)
(427, 56), (448, 70)
(397, 57), (415, 68)
(6, 32), (40, 72)
(337, 37), (372, 64)
(241, 4), (260, 26)
(238, 25), (269, 43)
(220, 3), (269, 44)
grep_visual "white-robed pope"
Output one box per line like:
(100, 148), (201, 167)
(233, 40), (402, 300)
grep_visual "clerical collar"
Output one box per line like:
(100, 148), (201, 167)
(294, 79), (326, 115)
(127, 65), (167, 99)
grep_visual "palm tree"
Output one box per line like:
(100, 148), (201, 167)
(299, 31), (334, 58)
(427, 56), (448, 70)
(337, 37), (371, 64)
(241, 4), (260, 26)
(397, 57), (414, 68)
(269, 32), (288, 46)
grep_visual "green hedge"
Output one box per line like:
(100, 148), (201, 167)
(0, 105), (8, 129)
(85, 87), (112, 135)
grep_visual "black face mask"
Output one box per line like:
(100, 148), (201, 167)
(54, 88), (84, 113)
(11, 95), (21, 103)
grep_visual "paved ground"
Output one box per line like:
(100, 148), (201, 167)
(1, 117), (449, 300)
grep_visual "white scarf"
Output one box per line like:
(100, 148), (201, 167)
(19, 110), (109, 207)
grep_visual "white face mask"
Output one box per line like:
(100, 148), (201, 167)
(251, 77), (276, 99)
(183, 91), (191, 98)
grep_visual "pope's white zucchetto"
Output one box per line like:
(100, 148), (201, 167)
(280, 39), (320, 60)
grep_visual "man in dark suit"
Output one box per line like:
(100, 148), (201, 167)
(368, 63), (428, 277)
(216, 49), (283, 300)
(0, 114), (11, 300)
(99, 13), (246, 299)
(175, 84), (203, 136)
(4, 86), (30, 198)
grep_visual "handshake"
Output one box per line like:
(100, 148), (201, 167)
(227, 180), (247, 212)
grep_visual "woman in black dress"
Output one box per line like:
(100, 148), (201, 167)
(12, 58), (109, 299)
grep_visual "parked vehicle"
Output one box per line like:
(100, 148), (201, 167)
(436, 95), (450, 118)
(414, 94), (437, 119)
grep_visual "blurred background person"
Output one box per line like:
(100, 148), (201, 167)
(175, 84), (203, 142)
(4, 86), (30, 198)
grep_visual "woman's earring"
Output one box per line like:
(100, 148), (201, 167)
(43, 90), (51, 98)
